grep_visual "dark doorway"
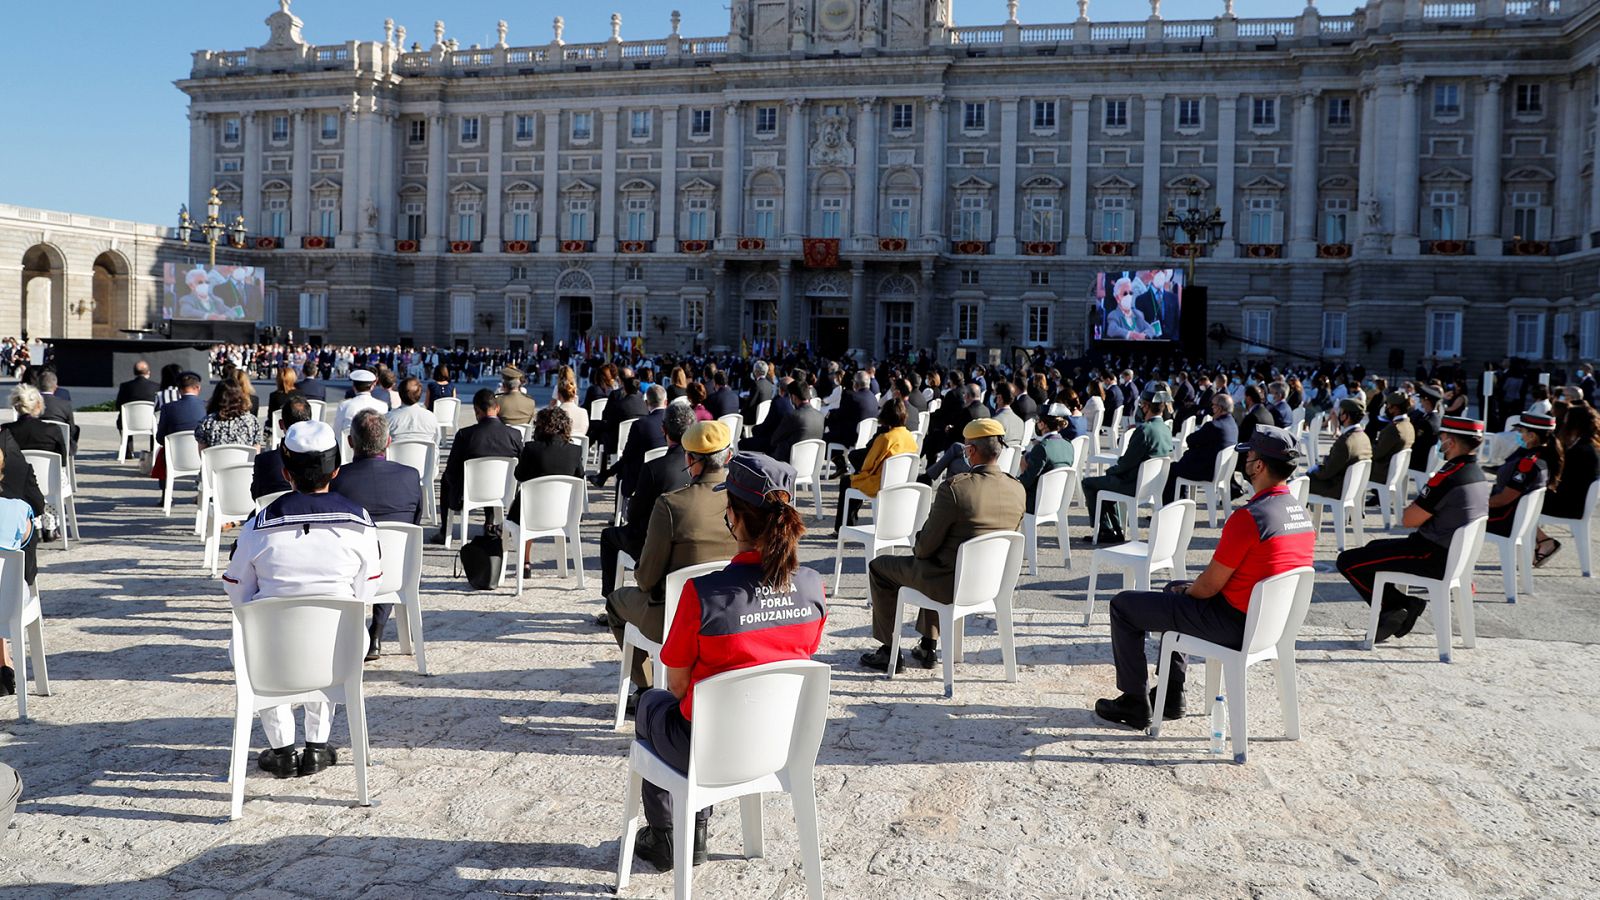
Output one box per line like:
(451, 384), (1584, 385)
(815, 317), (849, 359)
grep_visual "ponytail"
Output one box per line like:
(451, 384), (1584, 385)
(730, 491), (807, 590)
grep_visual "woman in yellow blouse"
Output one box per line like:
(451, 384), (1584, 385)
(833, 397), (919, 533)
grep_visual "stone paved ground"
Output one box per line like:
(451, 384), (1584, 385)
(2, 411), (1598, 899)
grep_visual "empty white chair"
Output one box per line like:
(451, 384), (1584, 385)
(1101, 406), (1124, 446)
(1305, 459), (1371, 551)
(997, 443), (1022, 478)
(512, 475), (587, 594)
(1023, 466), (1077, 575)
(205, 463), (258, 575)
(118, 401), (157, 463)
(609, 417), (637, 475)
(589, 396), (609, 424)
(22, 451), (78, 550)
(48, 421), (76, 492)
(614, 559), (732, 730)
(449, 455), (516, 549)
(615, 659), (829, 900)
(1366, 448), (1413, 530)
(0, 549), (49, 722)
(162, 432), (204, 516)
(887, 531), (1024, 699)
(226, 596), (372, 820)
(1093, 457), (1170, 544)
(832, 482), (932, 597)
(1363, 516), (1489, 662)
(432, 396), (461, 443)
(1482, 487), (1546, 603)
(1539, 479), (1599, 578)
(1174, 446), (1238, 529)
(790, 439), (827, 518)
(1084, 500), (1198, 625)
(752, 399), (772, 430)
(387, 439), (440, 526)
(1170, 417), (1197, 461)
(198, 444), (259, 538)
(1300, 414), (1326, 467)
(718, 414), (744, 451)
(1088, 428), (1137, 474)
(374, 522), (429, 675)
(305, 398), (327, 426)
(1150, 566), (1316, 764)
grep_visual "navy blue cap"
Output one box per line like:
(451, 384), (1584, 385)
(715, 452), (797, 507)
(1236, 424), (1304, 463)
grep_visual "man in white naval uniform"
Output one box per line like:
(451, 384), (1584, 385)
(222, 420), (382, 778)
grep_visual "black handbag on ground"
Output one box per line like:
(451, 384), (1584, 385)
(458, 534), (503, 591)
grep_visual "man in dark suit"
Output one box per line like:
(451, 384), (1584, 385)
(743, 387), (795, 457)
(825, 371), (879, 473)
(703, 371), (740, 419)
(741, 360), (776, 423)
(297, 361), (327, 402)
(1008, 379), (1038, 423)
(0, 428), (46, 584)
(597, 376), (648, 463)
(114, 361), (160, 454)
(1164, 393), (1239, 502)
(598, 404), (694, 605)
(1410, 384), (1444, 474)
(1233, 385), (1274, 495)
(331, 409), (424, 660)
(1134, 273), (1181, 340)
(436, 389), (524, 543)
(1117, 370), (1140, 419)
(155, 373), (207, 444)
(35, 370), (77, 456)
(252, 396), (313, 500)
(1266, 382), (1293, 429)
(769, 380), (825, 464)
(595, 386), (667, 496)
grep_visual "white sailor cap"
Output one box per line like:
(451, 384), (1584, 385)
(284, 420), (337, 454)
(350, 369), (377, 384)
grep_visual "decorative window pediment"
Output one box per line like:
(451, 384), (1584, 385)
(1093, 174), (1136, 191)
(556, 267), (594, 292)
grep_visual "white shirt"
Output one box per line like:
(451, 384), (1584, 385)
(333, 392), (389, 438)
(222, 493), (382, 605)
(387, 403), (439, 443)
(557, 400), (590, 437)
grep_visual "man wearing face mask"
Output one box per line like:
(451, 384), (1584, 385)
(1308, 398), (1373, 499)
(1368, 392), (1417, 486)
(1409, 384), (1445, 474)
(1136, 269), (1182, 340)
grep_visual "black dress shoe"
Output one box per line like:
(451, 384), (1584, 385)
(427, 531), (448, 546)
(1392, 598), (1427, 639)
(257, 746), (300, 779)
(909, 643), (938, 669)
(1149, 686), (1185, 721)
(298, 744), (337, 777)
(858, 645), (905, 673)
(0, 665), (14, 696)
(624, 690), (641, 717)
(633, 825), (675, 871)
(1374, 607), (1410, 643)
(693, 819), (709, 866)
(364, 637), (381, 662)
(594, 610), (612, 627)
(1094, 692), (1154, 730)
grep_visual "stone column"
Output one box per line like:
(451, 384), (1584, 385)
(660, 106), (680, 249)
(844, 262), (870, 347)
(598, 109), (619, 253)
(485, 113), (505, 251)
(342, 103), (362, 246)
(996, 99), (1020, 256)
(291, 109), (311, 240)
(541, 111), (561, 253)
(427, 112), (448, 252)
(1067, 97), (1091, 256)
(1356, 86), (1377, 247)
(358, 103), (382, 250)
(1290, 91), (1320, 257)
(378, 110), (398, 244)
(1589, 75), (1600, 247)
(720, 102), (743, 243)
(921, 97), (947, 247)
(1139, 93), (1164, 257)
(242, 112), (262, 234)
(1470, 76), (1505, 256)
(783, 99), (808, 242)
(918, 259), (937, 348)
(1392, 79), (1421, 254)
(853, 99), (879, 245)
(778, 259), (795, 343)
(1216, 94), (1238, 255)
(1556, 79), (1582, 242)
(190, 110), (213, 222)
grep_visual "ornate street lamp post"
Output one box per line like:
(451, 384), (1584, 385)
(177, 187), (248, 267)
(1159, 183), (1227, 284)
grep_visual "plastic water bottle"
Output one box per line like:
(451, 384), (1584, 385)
(1209, 695), (1226, 756)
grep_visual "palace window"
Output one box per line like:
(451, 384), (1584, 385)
(751, 197), (777, 240)
(397, 293), (413, 334)
(622, 297), (646, 337)
(1428, 309), (1463, 358)
(509, 197), (535, 241)
(683, 197), (713, 241)
(1322, 311), (1347, 356)
(953, 195), (990, 242)
(1025, 195), (1061, 243)
(402, 200), (424, 240)
(450, 293), (473, 334)
(755, 106), (778, 135)
(222, 118), (241, 144)
(691, 108), (713, 137)
(962, 102), (987, 132)
(506, 296), (529, 334)
(316, 194), (339, 237)
(514, 114), (536, 142)
(630, 110), (652, 140)
(566, 198), (591, 240)
(625, 196), (653, 241)
(1246, 197), (1282, 245)
(407, 119), (426, 145)
(271, 115), (290, 143)
(818, 197), (844, 239)
(1515, 83), (1544, 116)
(1243, 309), (1273, 354)
(1096, 195), (1130, 241)
(959, 269), (980, 286)
(684, 296), (705, 336)
(299, 291), (328, 330)
(1428, 190), (1465, 241)
(321, 113), (339, 141)
(1251, 97), (1278, 129)
(1509, 310), (1545, 358)
(459, 116), (480, 144)
(1323, 198), (1350, 244)
(887, 196), (914, 239)
(571, 112), (593, 142)
(1103, 99), (1128, 130)
(1433, 83), (1462, 119)
(956, 301), (981, 345)
(1510, 191), (1550, 241)
(891, 103), (915, 132)
(1024, 303), (1052, 348)
(1177, 98), (1203, 130)
(1032, 100), (1057, 132)
(455, 199), (480, 242)
(1327, 97), (1352, 128)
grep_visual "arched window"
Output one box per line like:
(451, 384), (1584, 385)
(619, 179), (657, 242)
(679, 179), (718, 242)
(451, 185), (483, 242)
(563, 181), (597, 242)
(1021, 175), (1063, 243)
(881, 169), (920, 240)
(397, 184), (426, 240)
(504, 182), (539, 242)
(262, 180), (291, 238)
(746, 171), (782, 241)
(311, 179), (341, 238)
(812, 170), (851, 239)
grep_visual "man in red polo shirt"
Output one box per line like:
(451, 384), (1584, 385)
(1096, 425), (1316, 730)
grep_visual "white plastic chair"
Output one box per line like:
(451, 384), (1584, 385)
(842, 451), (918, 523)
(832, 482), (932, 598)
(1174, 446), (1238, 528)
(388, 439), (440, 526)
(1101, 407), (1124, 446)
(226, 596), (372, 820)
(48, 420), (76, 492)
(1083, 500), (1198, 625)
(255, 490), (289, 510)
(752, 399), (772, 430)
(432, 396), (461, 443)
(512, 475), (587, 594)
(1482, 487), (1546, 603)
(1363, 516), (1489, 662)
(1150, 566), (1316, 764)
(609, 417), (637, 474)
(1023, 466), (1077, 575)
(198, 444), (259, 538)
(615, 659), (829, 900)
(614, 559), (732, 730)
(1287, 475), (1310, 505)
(305, 398), (327, 426)
(1305, 459), (1371, 551)
(1366, 447), (1413, 530)
(1539, 479), (1599, 578)
(449, 455), (516, 549)
(118, 401), (157, 462)
(204, 463), (258, 575)
(718, 414), (744, 451)
(511, 423), (533, 443)
(162, 432), (204, 516)
(0, 549), (48, 722)
(1089, 427), (1137, 473)
(887, 531), (1024, 699)
(374, 522), (429, 674)
(1093, 457), (1170, 544)
(1406, 444), (1444, 503)
(790, 439), (827, 518)
(22, 450), (77, 550)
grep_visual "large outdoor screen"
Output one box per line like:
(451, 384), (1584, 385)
(162, 264), (265, 322)
(1090, 269), (1183, 342)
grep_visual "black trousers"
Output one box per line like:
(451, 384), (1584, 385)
(368, 604), (393, 641)
(600, 525), (643, 597)
(1109, 584), (1248, 696)
(1335, 533), (1448, 612)
(636, 688), (711, 830)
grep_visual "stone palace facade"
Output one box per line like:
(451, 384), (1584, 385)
(163, 0), (1600, 365)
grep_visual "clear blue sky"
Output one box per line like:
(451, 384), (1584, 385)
(0, 0), (1360, 226)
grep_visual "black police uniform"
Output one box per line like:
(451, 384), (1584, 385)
(1485, 448), (1548, 538)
